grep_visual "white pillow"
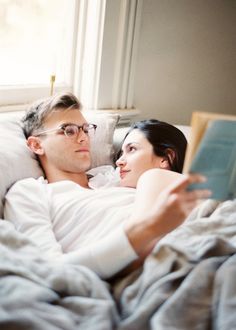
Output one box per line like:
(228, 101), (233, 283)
(0, 111), (119, 218)
(82, 111), (120, 168)
(0, 116), (43, 218)
(175, 125), (191, 142)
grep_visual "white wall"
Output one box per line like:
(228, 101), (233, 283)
(134, 0), (236, 124)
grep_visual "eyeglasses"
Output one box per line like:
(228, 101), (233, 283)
(34, 123), (97, 139)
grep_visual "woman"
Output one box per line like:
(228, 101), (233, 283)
(113, 119), (196, 268)
(116, 119), (187, 188)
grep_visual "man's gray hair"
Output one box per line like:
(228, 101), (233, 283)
(22, 92), (81, 138)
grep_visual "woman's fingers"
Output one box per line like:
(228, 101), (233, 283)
(171, 173), (205, 191)
(168, 173), (211, 198)
(185, 188), (212, 200)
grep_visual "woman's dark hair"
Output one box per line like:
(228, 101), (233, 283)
(117, 119), (188, 173)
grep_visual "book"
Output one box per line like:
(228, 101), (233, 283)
(183, 111), (236, 201)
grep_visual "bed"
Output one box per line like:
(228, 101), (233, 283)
(0, 111), (236, 329)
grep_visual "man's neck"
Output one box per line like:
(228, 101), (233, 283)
(45, 169), (90, 188)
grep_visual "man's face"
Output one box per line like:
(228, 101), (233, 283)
(37, 109), (92, 174)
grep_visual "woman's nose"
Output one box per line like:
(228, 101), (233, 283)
(116, 155), (126, 167)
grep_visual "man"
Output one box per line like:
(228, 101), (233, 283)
(4, 92), (210, 279)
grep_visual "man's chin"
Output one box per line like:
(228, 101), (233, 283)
(73, 159), (91, 173)
(84, 160), (92, 171)
(79, 154), (91, 170)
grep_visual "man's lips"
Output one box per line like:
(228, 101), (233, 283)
(75, 148), (90, 153)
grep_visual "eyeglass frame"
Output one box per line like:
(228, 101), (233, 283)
(33, 122), (97, 139)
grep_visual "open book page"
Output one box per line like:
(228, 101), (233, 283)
(183, 112), (236, 201)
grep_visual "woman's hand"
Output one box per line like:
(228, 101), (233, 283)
(148, 173), (211, 235)
(124, 173), (211, 258)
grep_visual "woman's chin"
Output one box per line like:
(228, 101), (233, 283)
(120, 179), (136, 188)
(119, 179), (126, 187)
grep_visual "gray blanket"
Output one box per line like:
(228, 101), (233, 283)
(1, 199), (236, 329)
(0, 222), (118, 330)
(113, 199), (236, 330)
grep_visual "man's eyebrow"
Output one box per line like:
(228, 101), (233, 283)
(61, 122), (85, 125)
(57, 122), (74, 127)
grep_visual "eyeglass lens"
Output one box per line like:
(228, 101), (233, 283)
(63, 124), (95, 138)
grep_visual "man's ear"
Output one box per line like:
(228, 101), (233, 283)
(27, 136), (45, 155)
(159, 149), (176, 170)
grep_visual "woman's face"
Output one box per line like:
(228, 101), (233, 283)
(116, 129), (167, 187)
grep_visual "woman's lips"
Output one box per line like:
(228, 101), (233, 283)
(120, 170), (130, 179)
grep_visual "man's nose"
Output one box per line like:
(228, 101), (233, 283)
(76, 129), (89, 143)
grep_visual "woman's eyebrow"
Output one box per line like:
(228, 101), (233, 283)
(121, 142), (140, 154)
(125, 142), (140, 147)
(122, 142), (140, 152)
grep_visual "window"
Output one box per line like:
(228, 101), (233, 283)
(0, 0), (142, 112)
(0, 0), (78, 106)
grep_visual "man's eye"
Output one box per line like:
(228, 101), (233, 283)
(82, 124), (90, 134)
(65, 126), (77, 136)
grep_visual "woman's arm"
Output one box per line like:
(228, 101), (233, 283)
(124, 169), (211, 260)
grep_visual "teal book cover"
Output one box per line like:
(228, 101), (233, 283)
(188, 120), (236, 201)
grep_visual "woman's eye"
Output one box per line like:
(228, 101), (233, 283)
(128, 146), (136, 152)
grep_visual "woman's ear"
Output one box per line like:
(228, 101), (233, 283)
(27, 136), (45, 156)
(159, 148), (176, 170)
